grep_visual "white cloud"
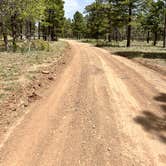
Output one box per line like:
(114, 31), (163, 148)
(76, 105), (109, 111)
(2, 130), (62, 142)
(64, 0), (94, 19)
(64, 0), (80, 19)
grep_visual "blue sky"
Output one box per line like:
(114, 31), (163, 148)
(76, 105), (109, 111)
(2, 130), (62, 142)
(64, 0), (94, 19)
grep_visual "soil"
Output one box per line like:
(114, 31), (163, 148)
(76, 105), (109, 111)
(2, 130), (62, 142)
(133, 58), (166, 76)
(0, 41), (165, 166)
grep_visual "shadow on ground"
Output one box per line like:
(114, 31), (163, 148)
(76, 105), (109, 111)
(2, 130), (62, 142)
(114, 51), (166, 59)
(134, 93), (166, 144)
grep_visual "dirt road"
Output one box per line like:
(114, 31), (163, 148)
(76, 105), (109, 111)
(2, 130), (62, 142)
(0, 41), (165, 166)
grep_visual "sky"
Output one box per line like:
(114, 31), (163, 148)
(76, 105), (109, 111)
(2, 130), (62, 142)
(64, 0), (94, 19)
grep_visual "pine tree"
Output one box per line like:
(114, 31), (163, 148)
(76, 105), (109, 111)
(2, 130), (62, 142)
(121, 0), (144, 47)
(63, 18), (73, 38)
(162, 0), (166, 47)
(44, 0), (64, 41)
(72, 11), (85, 39)
(143, 0), (163, 46)
(85, 0), (109, 40)
(107, 0), (126, 42)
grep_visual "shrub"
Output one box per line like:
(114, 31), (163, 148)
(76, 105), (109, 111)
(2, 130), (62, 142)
(19, 39), (50, 53)
(31, 40), (49, 51)
(96, 40), (112, 47)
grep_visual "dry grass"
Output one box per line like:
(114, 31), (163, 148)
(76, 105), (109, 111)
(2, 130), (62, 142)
(0, 40), (69, 136)
(0, 41), (68, 104)
(81, 39), (166, 60)
(81, 39), (166, 74)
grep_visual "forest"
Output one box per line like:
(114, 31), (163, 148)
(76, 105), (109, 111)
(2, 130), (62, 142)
(0, 0), (64, 52)
(0, 0), (166, 51)
(67, 0), (166, 48)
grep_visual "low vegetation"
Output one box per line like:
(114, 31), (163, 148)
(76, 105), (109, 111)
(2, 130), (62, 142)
(81, 39), (165, 57)
(64, 0), (166, 48)
(0, 39), (69, 136)
(0, 40), (68, 114)
(81, 39), (166, 75)
(0, 0), (64, 52)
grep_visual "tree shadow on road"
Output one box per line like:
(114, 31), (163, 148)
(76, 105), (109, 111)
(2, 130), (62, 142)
(134, 93), (166, 144)
(154, 93), (166, 102)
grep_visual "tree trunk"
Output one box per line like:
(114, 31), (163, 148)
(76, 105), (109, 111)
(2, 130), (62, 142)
(1, 21), (8, 51)
(163, 13), (166, 48)
(33, 23), (36, 40)
(127, 4), (132, 47)
(115, 27), (118, 42)
(20, 22), (23, 40)
(26, 20), (29, 39)
(153, 31), (157, 46)
(42, 26), (47, 41)
(29, 21), (32, 39)
(108, 34), (111, 42)
(147, 31), (150, 44)
(3, 33), (8, 51)
(11, 13), (17, 52)
(51, 24), (55, 41)
(38, 22), (41, 39)
(55, 35), (58, 41)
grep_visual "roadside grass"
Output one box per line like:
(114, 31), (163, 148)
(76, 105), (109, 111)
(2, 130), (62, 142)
(81, 39), (166, 60)
(81, 39), (165, 48)
(0, 40), (68, 104)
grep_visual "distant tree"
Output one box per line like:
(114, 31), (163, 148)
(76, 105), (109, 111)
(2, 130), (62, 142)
(106, 0), (126, 42)
(72, 11), (86, 39)
(0, 0), (9, 51)
(62, 18), (73, 38)
(0, 0), (65, 52)
(85, 0), (109, 40)
(162, 0), (166, 47)
(143, 0), (163, 46)
(120, 0), (144, 47)
(44, 0), (65, 41)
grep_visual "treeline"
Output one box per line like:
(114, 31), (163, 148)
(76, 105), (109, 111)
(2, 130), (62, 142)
(0, 0), (64, 51)
(63, 0), (166, 47)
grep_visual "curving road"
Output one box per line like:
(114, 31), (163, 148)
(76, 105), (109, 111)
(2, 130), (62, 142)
(0, 40), (166, 166)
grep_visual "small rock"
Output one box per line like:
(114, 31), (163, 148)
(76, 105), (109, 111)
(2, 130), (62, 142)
(42, 70), (49, 74)
(6, 121), (10, 125)
(24, 101), (28, 107)
(29, 92), (37, 98)
(33, 76), (37, 79)
(33, 86), (36, 90)
(74, 108), (79, 111)
(92, 125), (96, 129)
(12, 108), (16, 111)
(107, 147), (111, 152)
(38, 83), (42, 87)
(48, 76), (54, 81)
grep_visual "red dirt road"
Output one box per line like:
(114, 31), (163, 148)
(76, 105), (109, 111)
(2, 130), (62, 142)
(0, 40), (165, 166)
